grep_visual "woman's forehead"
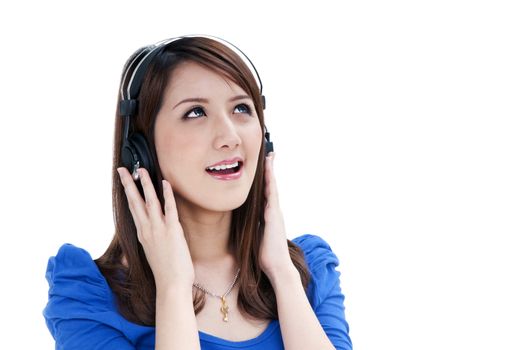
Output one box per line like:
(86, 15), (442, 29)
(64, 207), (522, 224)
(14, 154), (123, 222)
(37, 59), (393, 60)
(167, 61), (246, 96)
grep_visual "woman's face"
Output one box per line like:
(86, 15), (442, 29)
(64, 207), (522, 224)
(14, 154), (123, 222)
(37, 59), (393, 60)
(154, 60), (262, 212)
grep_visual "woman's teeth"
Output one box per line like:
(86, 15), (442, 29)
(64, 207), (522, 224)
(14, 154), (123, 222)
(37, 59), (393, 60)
(206, 161), (239, 171)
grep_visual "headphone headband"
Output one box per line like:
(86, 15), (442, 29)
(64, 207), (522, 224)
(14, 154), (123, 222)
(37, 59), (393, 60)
(120, 34), (264, 109)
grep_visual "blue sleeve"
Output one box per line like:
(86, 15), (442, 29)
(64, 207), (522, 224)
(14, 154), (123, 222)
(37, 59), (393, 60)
(293, 234), (353, 350)
(43, 244), (135, 350)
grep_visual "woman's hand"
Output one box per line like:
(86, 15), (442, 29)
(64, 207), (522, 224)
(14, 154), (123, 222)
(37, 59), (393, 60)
(116, 167), (195, 290)
(260, 152), (298, 283)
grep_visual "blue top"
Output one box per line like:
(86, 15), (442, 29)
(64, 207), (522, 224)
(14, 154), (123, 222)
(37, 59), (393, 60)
(43, 234), (352, 350)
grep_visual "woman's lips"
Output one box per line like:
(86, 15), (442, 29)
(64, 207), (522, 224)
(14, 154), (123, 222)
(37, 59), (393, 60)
(205, 162), (243, 180)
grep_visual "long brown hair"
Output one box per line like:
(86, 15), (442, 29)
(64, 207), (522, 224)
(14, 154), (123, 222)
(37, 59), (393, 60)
(95, 36), (310, 326)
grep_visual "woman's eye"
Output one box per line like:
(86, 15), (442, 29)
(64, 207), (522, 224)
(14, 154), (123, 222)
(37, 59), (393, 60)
(184, 107), (206, 119)
(234, 103), (252, 115)
(183, 104), (252, 120)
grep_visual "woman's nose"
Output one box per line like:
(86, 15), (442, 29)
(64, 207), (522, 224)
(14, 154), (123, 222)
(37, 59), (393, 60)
(213, 114), (242, 150)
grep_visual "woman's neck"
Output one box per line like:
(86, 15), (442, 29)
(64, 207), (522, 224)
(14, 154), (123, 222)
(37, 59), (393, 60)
(178, 209), (238, 288)
(178, 208), (233, 264)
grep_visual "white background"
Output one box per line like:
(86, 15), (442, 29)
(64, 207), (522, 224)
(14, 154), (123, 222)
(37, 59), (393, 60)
(1, 1), (526, 349)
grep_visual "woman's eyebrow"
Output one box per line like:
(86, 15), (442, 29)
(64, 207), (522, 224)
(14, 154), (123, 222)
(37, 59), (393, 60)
(172, 95), (251, 110)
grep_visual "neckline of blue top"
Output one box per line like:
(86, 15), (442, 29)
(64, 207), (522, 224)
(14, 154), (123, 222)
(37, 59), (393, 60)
(198, 319), (280, 346)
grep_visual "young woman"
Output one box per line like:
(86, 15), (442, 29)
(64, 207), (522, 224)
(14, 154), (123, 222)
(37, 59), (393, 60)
(43, 34), (352, 350)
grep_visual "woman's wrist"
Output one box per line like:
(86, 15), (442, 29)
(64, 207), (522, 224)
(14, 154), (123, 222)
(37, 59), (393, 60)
(156, 279), (194, 297)
(265, 262), (301, 287)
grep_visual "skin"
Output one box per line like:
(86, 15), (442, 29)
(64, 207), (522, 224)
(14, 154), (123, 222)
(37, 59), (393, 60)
(116, 60), (336, 349)
(153, 60), (262, 267)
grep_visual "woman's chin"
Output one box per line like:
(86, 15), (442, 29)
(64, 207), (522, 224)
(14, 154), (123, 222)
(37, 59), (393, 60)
(172, 187), (249, 213)
(201, 192), (250, 212)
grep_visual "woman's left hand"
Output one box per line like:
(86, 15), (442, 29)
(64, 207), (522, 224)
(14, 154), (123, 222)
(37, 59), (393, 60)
(260, 152), (297, 282)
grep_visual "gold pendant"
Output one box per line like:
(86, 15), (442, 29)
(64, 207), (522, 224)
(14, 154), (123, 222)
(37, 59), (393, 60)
(220, 296), (229, 322)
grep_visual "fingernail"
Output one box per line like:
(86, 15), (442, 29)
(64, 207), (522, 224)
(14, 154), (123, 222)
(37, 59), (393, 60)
(133, 168), (141, 181)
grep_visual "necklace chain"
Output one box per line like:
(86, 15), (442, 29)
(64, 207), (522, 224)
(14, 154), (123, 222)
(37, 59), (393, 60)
(192, 268), (240, 322)
(192, 268), (240, 298)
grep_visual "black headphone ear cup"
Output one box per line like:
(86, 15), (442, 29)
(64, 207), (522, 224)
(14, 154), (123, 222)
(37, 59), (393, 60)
(130, 132), (155, 175)
(120, 139), (136, 174)
(264, 131), (274, 156)
(120, 132), (155, 180)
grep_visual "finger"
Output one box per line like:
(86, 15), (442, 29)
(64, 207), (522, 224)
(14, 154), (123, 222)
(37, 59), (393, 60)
(117, 167), (149, 229)
(265, 152), (279, 206)
(138, 168), (164, 226)
(162, 179), (180, 226)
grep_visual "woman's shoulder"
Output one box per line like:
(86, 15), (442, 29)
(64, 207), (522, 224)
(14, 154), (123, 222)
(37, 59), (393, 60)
(291, 233), (340, 270)
(43, 244), (147, 348)
(291, 234), (343, 307)
(45, 243), (112, 310)
(46, 243), (104, 280)
(47, 243), (96, 264)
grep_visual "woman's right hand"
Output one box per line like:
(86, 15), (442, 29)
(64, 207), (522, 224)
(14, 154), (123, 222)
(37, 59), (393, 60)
(116, 167), (195, 290)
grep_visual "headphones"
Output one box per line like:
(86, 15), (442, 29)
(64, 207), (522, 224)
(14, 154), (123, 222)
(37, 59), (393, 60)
(119, 34), (274, 181)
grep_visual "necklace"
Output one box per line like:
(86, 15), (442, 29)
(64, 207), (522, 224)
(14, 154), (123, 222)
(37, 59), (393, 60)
(192, 268), (240, 322)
